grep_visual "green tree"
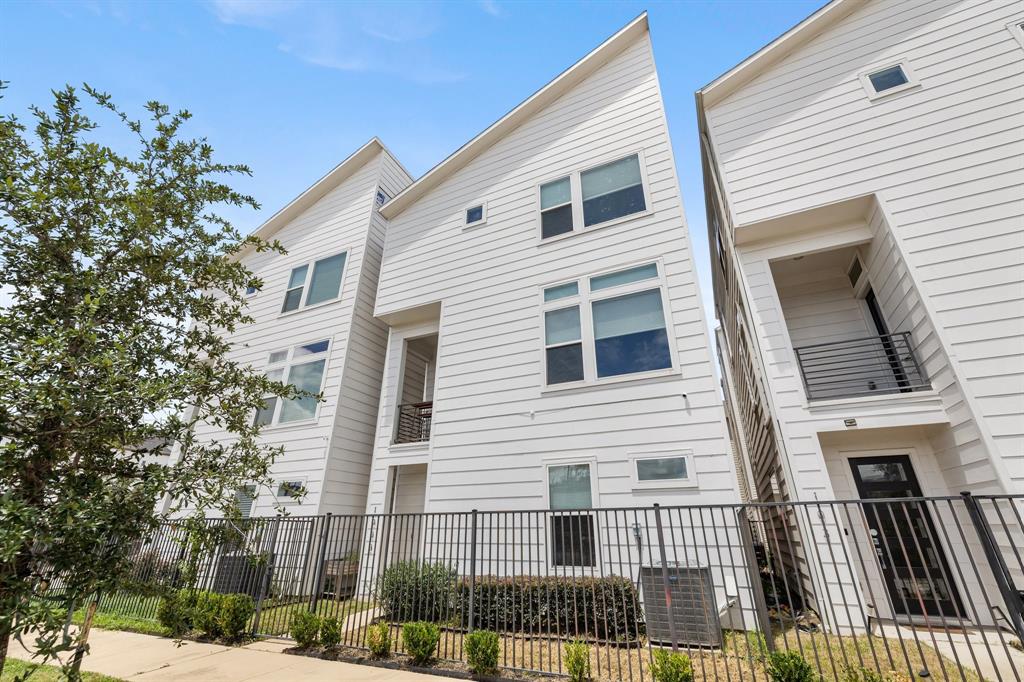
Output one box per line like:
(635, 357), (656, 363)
(0, 84), (297, 678)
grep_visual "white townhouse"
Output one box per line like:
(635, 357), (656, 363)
(698, 0), (1023, 628)
(366, 15), (739, 530)
(181, 138), (413, 518)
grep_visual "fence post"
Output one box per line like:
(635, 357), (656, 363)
(468, 509), (478, 633)
(653, 503), (679, 651)
(961, 492), (1024, 641)
(736, 507), (776, 652)
(310, 513), (333, 613)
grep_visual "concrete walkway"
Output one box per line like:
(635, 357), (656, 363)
(10, 628), (440, 681)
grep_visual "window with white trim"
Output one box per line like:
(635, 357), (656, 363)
(255, 340), (330, 426)
(465, 203), (486, 227)
(541, 262), (673, 386)
(281, 252), (347, 313)
(548, 463), (596, 567)
(235, 485), (256, 518)
(1008, 19), (1024, 49)
(277, 479), (305, 500)
(859, 61), (919, 99)
(630, 453), (696, 488)
(539, 152), (649, 240)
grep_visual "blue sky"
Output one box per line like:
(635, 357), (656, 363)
(2, 0), (821, 327)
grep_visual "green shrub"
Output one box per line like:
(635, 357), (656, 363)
(465, 630), (500, 675)
(366, 622), (392, 658)
(378, 561), (458, 623)
(402, 621), (440, 666)
(193, 591), (225, 638)
(290, 611), (320, 649)
(651, 649), (694, 682)
(565, 639), (590, 682)
(218, 593), (254, 642)
(319, 616), (341, 648)
(766, 651), (819, 682)
(463, 576), (643, 641)
(156, 589), (193, 636)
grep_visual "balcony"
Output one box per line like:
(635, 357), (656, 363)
(395, 401), (433, 444)
(795, 332), (929, 401)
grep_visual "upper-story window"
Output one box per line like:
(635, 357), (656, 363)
(541, 262), (673, 387)
(254, 340), (330, 426)
(859, 61), (919, 100)
(1008, 19), (1024, 49)
(539, 152), (649, 240)
(281, 252), (347, 313)
(464, 203), (487, 227)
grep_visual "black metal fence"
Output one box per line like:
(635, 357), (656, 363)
(95, 494), (1024, 681)
(794, 332), (930, 400)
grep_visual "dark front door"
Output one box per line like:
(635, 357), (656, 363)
(849, 455), (963, 618)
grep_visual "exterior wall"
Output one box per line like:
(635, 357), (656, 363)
(186, 147), (411, 517)
(704, 0), (1024, 493)
(369, 33), (739, 516)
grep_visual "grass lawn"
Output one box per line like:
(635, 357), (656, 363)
(71, 607), (170, 638)
(1, 658), (125, 682)
(254, 598), (372, 637)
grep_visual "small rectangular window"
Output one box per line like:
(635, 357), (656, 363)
(581, 154), (645, 227)
(636, 456), (688, 482)
(590, 263), (659, 291)
(592, 289), (672, 378)
(868, 65), (909, 93)
(245, 285), (257, 296)
(544, 306), (584, 384)
(540, 177), (573, 239)
(277, 480), (305, 499)
(235, 485), (256, 519)
(465, 204), (485, 225)
(544, 282), (579, 302)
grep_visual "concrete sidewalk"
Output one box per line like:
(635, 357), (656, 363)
(10, 628), (440, 681)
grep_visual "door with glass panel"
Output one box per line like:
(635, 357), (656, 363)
(849, 455), (963, 618)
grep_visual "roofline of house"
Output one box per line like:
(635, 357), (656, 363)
(379, 11), (650, 220)
(696, 0), (865, 109)
(238, 137), (408, 257)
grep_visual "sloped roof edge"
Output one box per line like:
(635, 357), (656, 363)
(379, 12), (649, 220)
(697, 0), (866, 108)
(239, 137), (401, 255)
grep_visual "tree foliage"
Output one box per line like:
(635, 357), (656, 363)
(0, 84), (295, 676)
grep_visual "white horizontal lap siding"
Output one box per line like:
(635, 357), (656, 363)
(189, 156), (385, 516)
(709, 0), (1024, 491)
(370, 33), (737, 515)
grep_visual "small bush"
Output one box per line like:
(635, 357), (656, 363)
(193, 591), (225, 638)
(157, 589), (192, 636)
(378, 561), (458, 623)
(366, 622), (392, 658)
(290, 611), (320, 649)
(565, 639), (590, 682)
(465, 630), (500, 675)
(651, 649), (694, 682)
(218, 593), (254, 642)
(402, 621), (440, 666)
(766, 651), (819, 682)
(319, 616), (341, 648)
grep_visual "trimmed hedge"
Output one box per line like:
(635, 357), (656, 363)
(156, 589), (253, 641)
(376, 562), (644, 642)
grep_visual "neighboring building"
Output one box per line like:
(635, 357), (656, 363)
(698, 0), (1023, 627)
(367, 14), (739, 523)
(179, 138), (413, 518)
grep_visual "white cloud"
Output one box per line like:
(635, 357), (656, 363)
(207, 0), (465, 85)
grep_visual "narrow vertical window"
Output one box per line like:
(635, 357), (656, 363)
(540, 177), (573, 239)
(544, 306), (584, 384)
(281, 265), (308, 313)
(548, 463), (595, 567)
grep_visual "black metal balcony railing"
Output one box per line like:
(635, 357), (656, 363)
(394, 401), (432, 444)
(794, 332), (929, 401)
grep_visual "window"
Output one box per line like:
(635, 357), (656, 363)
(1008, 19), (1024, 49)
(847, 256), (863, 288)
(277, 480), (305, 500)
(465, 203), (486, 227)
(548, 463), (596, 567)
(868, 65), (908, 92)
(541, 262), (673, 387)
(859, 61), (919, 99)
(375, 188), (389, 208)
(540, 176), (573, 239)
(255, 340), (330, 426)
(539, 152), (649, 240)
(245, 285), (257, 296)
(631, 453), (696, 488)
(281, 252), (347, 313)
(235, 485), (256, 519)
